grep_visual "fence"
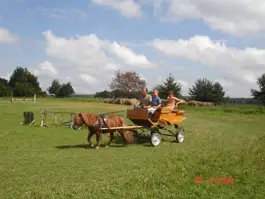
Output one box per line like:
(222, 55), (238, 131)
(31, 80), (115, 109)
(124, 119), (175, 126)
(10, 93), (36, 104)
(40, 109), (76, 128)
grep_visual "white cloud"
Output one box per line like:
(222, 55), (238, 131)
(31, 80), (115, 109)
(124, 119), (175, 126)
(107, 41), (152, 67)
(150, 0), (265, 35)
(178, 80), (188, 88)
(152, 35), (265, 97)
(0, 27), (18, 44)
(92, 0), (142, 18)
(1, 72), (11, 81)
(39, 30), (153, 93)
(30, 61), (58, 91)
(39, 61), (57, 75)
(80, 74), (99, 85)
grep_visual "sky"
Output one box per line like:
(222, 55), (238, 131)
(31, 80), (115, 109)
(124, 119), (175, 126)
(0, 0), (265, 97)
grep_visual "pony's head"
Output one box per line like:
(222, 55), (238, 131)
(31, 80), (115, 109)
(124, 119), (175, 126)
(72, 113), (84, 130)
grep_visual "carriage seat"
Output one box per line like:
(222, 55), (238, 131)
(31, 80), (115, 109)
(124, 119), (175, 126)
(161, 107), (184, 114)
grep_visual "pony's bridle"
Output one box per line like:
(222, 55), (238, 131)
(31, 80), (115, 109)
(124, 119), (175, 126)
(72, 113), (83, 130)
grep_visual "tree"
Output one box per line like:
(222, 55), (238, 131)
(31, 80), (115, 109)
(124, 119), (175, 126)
(250, 73), (265, 105)
(189, 78), (225, 104)
(212, 82), (226, 104)
(0, 78), (8, 85)
(48, 79), (62, 95)
(0, 78), (11, 97)
(109, 70), (147, 98)
(154, 73), (182, 99)
(55, 82), (75, 98)
(13, 82), (35, 97)
(8, 67), (43, 97)
(94, 90), (113, 98)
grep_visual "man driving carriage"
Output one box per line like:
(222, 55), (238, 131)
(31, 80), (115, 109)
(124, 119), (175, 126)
(136, 88), (161, 118)
(136, 87), (152, 108)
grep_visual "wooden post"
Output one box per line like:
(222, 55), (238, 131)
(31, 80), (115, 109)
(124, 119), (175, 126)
(33, 94), (36, 104)
(10, 92), (13, 104)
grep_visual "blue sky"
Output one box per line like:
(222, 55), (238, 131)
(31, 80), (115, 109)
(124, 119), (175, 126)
(0, 0), (265, 97)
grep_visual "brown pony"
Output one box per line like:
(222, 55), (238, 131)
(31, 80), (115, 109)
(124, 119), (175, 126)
(73, 112), (135, 149)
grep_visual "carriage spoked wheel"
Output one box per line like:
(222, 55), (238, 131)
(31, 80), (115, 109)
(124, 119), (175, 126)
(176, 129), (184, 143)
(150, 130), (161, 147)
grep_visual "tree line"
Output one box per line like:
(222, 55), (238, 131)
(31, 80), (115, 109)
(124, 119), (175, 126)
(0, 67), (75, 98)
(95, 70), (265, 105)
(0, 67), (264, 105)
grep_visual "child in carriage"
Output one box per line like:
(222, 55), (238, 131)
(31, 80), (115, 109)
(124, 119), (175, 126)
(147, 89), (161, 118)
(164, 91), (186, 111)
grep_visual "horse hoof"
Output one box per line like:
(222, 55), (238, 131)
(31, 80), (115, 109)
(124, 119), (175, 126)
(95, 146), (99, 149)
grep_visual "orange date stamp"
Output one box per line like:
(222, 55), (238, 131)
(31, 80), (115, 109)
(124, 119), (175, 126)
(194, 176), (233, 184)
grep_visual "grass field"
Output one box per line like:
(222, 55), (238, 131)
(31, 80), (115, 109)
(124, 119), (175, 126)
(0, 98), (265, 199)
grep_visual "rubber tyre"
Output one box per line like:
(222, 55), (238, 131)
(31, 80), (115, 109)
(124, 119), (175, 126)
(176, 130), (184, 143)
(150, 132), (161, 147)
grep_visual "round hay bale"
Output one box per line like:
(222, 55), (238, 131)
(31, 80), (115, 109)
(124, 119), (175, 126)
(104, 99), (111, 103)
(187, 100), (197, 106)
(124, 100), (132, 105)
(129, 98), (138, 105)
(119, 99), (126, 105)
(197, 101), (204, 106)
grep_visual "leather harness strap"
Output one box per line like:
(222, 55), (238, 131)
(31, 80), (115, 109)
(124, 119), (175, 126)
(96, 114), (109, 131)
(77, 113), (109, 132)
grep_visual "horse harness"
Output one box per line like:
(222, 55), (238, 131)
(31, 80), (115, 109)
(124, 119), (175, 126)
(76, 113), (109, 132)
(96, 114), (109, 131)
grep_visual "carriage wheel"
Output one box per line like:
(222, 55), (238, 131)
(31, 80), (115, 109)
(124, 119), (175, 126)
(150, 132), (161, 147)
(176, 129), (184, 143)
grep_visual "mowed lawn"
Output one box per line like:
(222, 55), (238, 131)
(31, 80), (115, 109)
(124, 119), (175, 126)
(0, 98), (265, 199)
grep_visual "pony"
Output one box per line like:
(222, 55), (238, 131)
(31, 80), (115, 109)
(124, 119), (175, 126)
(73, 112), (136, 149)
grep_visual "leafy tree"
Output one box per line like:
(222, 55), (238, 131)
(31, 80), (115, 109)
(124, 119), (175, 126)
(48, 79), (62, 95)
(212, 82), (226, 104)
(250, 73), (265, 105)
(13, 82), (35, 97)
(55, 82), (75, 98)
(8, 67), (42, 97)
(109, 70), (147, 98)
(154, 73), (182, 99)
(189, 78), (225, 104)
(94, 90), (113, 98)
(0, 78), (8, 85)
(0, 78), (11, 97)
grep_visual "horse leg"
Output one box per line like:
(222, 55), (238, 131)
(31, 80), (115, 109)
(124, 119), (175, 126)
(117, 129), (127, 145)
(105, 131), (114, 148)
(87, 128), (95, 147)
(95, 131), (101, 149)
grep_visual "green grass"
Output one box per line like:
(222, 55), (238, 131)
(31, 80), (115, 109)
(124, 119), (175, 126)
(0, 98), (265, 199)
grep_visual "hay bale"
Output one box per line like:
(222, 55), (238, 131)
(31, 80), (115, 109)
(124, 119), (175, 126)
(187, 100), (198, 106)
(104, 99), (111, 103)
(124, 100), (132, 105)
(119, 99), (127, 105)
(196, 101), (204, 106)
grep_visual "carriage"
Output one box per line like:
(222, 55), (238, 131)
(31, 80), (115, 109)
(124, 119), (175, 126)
(69, 101), (187, 148)
(98, 101), (187, 147)
(124, 102), (186, 146)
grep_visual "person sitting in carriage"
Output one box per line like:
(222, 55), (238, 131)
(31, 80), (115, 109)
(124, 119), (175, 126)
(135, 87), (152, 108)
(164, 90), (186, 111)
(146, 89), (162, 118)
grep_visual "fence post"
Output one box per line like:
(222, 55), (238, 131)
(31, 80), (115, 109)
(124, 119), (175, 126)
(34, 94), (36, 104)
(10, 92), (13, 104)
